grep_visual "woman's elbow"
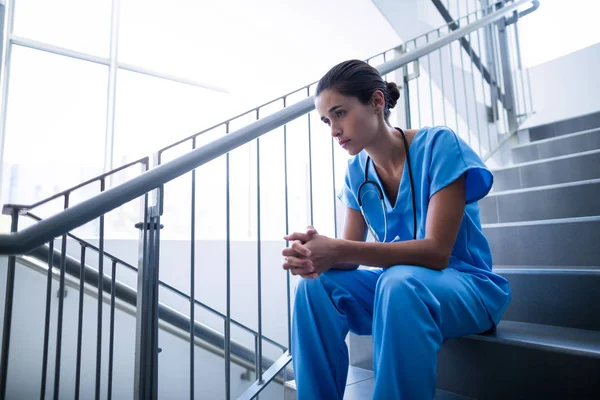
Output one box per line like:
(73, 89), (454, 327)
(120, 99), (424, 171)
(429, 246), (451, 271)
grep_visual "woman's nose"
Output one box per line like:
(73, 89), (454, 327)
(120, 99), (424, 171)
(331, 125), (341, 137)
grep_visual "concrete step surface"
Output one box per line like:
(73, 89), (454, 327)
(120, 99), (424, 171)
(483, 216), (600, 266)
(513, 127), (600, 163)
(480, 178), (600, 223)
(492, 149), (600, 191)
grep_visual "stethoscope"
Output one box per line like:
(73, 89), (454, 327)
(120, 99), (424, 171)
(357, 127), (417, 242)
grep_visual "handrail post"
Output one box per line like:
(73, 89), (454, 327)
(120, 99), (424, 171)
(134, 161), (162, 400)
(395, 44), (412, 129)
(496, 13), (518, 133)
(0, 208), (18, 399)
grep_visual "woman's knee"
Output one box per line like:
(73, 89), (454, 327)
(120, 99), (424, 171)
(376, 265), (428, 295)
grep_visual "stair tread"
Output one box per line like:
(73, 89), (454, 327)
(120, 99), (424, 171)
(491, 148), (600, 171)
(468, 321), (600, 357)
(487, 178), (600, 196)
(494, 266), (600, 274)
(482, 215), (600, 228)
(513, 126), (600, 149)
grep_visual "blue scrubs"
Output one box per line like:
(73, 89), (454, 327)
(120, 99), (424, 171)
(291, 126), (511, 399)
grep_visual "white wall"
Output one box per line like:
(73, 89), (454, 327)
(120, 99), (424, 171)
(520, 42), (600, 128)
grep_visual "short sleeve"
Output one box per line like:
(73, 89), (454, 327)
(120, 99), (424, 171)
(337, 169), (361, 210)
(429, 128), (493, 204)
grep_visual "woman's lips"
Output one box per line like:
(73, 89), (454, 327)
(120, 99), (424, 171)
(339, 139), (350, 148)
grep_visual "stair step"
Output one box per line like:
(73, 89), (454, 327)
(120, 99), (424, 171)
(497, 267), (600, 331)
(438, 321), (600, 399)
(480, 179), (600, 223)
(512, 127), (600, 163)
(483, 216), (600, 266)
(284, 366), (472, 399)
(491, 149), (600, 191)
(526, 110), (600, 141)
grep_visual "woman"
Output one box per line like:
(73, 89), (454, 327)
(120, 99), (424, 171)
(282, 59), (511, 399)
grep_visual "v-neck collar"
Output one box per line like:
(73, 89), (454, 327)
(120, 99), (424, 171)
(365, 127), (424, 212)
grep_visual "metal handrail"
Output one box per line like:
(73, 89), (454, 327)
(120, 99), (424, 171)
(0, 0), (538, 256)
(2, 156), (148, 214)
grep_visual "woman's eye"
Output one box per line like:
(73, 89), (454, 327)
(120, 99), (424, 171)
(336, 110), (346, 118)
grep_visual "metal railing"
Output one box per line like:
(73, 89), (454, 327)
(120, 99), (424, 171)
(0, 0), (538, 398)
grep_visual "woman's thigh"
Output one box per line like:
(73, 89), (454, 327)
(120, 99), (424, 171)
(314, 268), (383, 334)
(376, 265), (493, 339)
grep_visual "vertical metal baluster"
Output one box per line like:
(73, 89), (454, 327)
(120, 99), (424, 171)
(426, 33), (435, 126)
(457, 9), (472, 145)
(190, 137), (196, 400)
(134, 193), (150, 399)
(96, 180), (105, 400)
(437, 29), (447, 126)
(506, 15), (521, 121)
(489, 13), (505, 136)
(53, 194), (70, 400)
(494, 17), (511, 136)
(466, 3), (483, 155)
(513, 20), (528, 117)
(225, 123), (232, 400)
(306, 87), (314, 227)
(282, 98), (292, 354)
(414, 41), (422, 128)
(255, 109), (263, 385)
(476, 19), (493, 156)
(151, 212), (161, 398)
(0, 211), (19, 399)
(107, 260), (117, 400)
(40, 238), (54, 400)
(449, 39), (460, 134)
(526, 67), (534, 115)
(75, 244), (86, 400)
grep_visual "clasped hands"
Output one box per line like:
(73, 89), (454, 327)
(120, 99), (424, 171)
(281, 226), (338, 279)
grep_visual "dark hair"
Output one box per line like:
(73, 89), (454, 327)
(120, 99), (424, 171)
(315, 59), (400, 121)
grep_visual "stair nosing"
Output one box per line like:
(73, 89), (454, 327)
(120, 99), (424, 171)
(487, 178), (600, 196)
(520, 110), (600, 131)
(494, 267), (600, 275)
(513, 126), (600, 149)
(467, 321), (600, 359)
(482, 215), (600, 228)
(491, 148), (600, 171)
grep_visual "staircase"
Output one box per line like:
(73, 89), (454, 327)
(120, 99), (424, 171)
(285, 111), (600, 399)
(5, 1), (593, 398)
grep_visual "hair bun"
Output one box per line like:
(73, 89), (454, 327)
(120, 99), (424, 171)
(385, 81), (400, 109)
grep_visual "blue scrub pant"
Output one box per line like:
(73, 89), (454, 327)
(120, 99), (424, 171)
(292, 265), (496, 399)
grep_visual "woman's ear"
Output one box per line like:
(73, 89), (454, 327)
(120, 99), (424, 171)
(371, 90), (386, 114)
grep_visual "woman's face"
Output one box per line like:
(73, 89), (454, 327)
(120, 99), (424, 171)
(315, 89), (381, 156)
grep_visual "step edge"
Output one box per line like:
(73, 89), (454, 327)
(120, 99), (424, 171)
(482, 215), (600, 228)
(491, 148), (600, 172)
(513, 127), (600, 149)
(494, 267), (600, 275)
(487, 178), (600, 197)
(466, 322), (600, 359)
(520, 110), (600, 132)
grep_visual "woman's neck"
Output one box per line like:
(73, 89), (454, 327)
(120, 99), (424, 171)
(364, 124), (406, 175)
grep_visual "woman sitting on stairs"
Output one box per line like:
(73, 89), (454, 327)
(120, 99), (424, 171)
(281, 59), (511, 399)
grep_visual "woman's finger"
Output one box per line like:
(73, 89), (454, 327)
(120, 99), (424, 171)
(282, 256), (313, 270)
(300, 272), (319, 279)
(283, 232), (312, 243)
(282, 247), (307, 257)
(291, 240), (311, 257)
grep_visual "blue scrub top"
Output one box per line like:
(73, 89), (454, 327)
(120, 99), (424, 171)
(338, 126), (511, 324)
